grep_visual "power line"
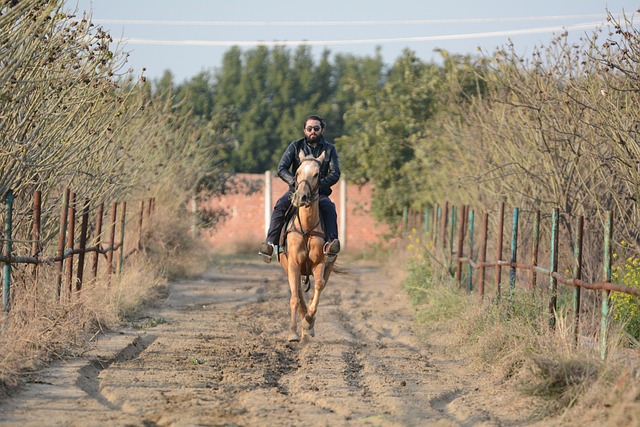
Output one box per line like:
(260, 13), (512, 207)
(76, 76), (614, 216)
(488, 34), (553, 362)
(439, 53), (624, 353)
(116, 21), (606, 47)
(94, 13), (612, 27)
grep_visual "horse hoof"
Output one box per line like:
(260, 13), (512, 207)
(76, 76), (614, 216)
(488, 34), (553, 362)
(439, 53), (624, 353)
(301, 325), (315, 339)
(302, 316), (315, 338)
(302, 315), (315, 329)
(288, 332), (300, 342)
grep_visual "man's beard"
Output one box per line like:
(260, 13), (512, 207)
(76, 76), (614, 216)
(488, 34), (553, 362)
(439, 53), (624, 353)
(308, 133), (320, 143)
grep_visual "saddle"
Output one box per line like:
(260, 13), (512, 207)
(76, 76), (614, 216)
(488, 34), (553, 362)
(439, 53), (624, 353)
(277, 205), (327, 265)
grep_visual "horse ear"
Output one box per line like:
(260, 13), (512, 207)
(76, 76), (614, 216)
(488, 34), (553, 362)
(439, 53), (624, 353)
(318, 151), (326, 163)
(298, 151), (306, 162)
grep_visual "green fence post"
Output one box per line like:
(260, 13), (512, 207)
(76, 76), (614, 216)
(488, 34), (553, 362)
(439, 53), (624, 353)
(549, 208), (559, 329)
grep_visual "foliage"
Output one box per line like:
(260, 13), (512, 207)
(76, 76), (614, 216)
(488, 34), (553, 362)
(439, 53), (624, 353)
(164, 45), (385, 174)
(0, 0), (229, 250)
(337, 50), (487, 225)
(611, 245), (640, 340)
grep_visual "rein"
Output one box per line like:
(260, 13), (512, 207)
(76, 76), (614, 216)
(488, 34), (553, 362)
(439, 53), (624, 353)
(286, 157), (325, 278)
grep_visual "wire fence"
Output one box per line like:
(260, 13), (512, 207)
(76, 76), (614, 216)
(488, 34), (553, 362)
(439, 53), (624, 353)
(1, 187), (155, 313)
(403, 201), (640, 360)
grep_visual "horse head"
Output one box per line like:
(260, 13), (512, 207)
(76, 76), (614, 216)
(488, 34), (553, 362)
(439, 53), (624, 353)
(292, 151), (325, 208)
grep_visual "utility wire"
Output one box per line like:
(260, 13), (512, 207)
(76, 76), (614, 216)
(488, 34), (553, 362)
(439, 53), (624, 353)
(93, 13), (615, 27)
(115, 21), (607, 47)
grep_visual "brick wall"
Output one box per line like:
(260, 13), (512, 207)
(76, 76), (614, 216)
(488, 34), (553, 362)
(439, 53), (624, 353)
(201, 173), (388, 253)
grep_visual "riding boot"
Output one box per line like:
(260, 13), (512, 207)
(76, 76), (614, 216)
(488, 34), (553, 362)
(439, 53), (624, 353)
(323, 239), (340, 263)
(259, 242), (274, 263)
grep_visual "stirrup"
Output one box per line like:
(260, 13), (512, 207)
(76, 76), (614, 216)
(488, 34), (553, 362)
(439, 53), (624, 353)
(259, 242), (274, 264)
(323, 239), (340, 263)
(323, 240), (340, 255)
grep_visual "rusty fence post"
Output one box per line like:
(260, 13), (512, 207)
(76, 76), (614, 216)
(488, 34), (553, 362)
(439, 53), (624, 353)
(424, 208), (430, 236)
(573, 215), (584, 348)
(106, 202), (118, 277)
(434, 203), (440, 246)
(92, 203), (104, 282)
(509, 207), (519, 308)
(479, 212), (488, 300)
(549, 208), (559, 330)
(117, 201), (127, 276)
(31, 190), (42, 281)
(56, 188), (70, 300)
(601, 211), (613, 360)
(468, 209), (475, 294)
(3, 190), (14, 312)
(76, 199), (90, 292)
(495, 201), (505, 300)
(530, 210), (540, 290)
(65, 192), (76, 300)
(137, 200), (145, 251)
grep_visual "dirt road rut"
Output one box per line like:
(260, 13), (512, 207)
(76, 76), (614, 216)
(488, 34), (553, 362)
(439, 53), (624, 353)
(0, 256), (543, 426)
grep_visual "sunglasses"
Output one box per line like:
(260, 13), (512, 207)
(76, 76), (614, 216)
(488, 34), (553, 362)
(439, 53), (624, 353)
(305, 126), (321, 132)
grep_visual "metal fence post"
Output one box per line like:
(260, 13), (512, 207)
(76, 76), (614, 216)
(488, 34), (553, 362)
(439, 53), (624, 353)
(456, 205), (465, 286)
(509, 207), (519, 308)
(92, 202), (104, 281)
(106, 202), (117, 277)
(573, 215), (584, 348)
(601, 211), (613, 360)
(118, 201), (127, 276)
(530, 210), (540, 290)
(479, 212), (488, 300)
(65, 192), (76, 300)
(3, 190), (14, 312)
(468, 209), (475, 293)
(31, 190), (42, 281)
(56, 188), (69, 300)
(495, 202), (505, 300)
(549, 208), (559, 329)
(76, 199), (90, 291)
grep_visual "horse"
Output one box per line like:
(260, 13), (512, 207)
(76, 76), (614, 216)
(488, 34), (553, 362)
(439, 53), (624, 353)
(278, 151), (336, 342)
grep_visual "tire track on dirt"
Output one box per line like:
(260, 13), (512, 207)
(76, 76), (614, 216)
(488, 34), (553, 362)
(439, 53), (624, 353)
(0, 256), (548, 426)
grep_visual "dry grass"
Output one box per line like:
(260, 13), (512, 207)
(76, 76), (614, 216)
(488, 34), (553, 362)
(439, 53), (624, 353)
(407, 251), (640, 425)
(0, 192), (212, 398)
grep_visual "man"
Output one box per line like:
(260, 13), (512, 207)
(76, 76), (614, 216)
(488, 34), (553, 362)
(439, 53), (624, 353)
(259, 114), (341, 263)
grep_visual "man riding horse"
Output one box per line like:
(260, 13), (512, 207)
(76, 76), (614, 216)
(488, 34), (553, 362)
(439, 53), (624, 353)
(259, 114), (341, 262)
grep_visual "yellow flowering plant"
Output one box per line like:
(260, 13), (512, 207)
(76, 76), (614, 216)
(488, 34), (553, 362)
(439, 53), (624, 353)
(611, 242), (640, 340)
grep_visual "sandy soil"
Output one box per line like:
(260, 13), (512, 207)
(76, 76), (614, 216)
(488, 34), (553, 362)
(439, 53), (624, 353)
(0, 255), (551, 426)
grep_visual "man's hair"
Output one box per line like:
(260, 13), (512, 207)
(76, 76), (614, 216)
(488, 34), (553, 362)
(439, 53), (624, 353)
(304, 115), (325, 129)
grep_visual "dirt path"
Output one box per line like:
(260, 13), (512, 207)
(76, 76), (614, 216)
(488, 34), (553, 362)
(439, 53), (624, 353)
(0, 256), (547, 426)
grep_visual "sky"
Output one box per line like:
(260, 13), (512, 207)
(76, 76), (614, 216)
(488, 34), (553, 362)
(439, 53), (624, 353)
(68, 1), (639, 83)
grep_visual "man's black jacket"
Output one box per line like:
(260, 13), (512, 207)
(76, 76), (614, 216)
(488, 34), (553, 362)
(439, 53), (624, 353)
(277, 136), (341, 196)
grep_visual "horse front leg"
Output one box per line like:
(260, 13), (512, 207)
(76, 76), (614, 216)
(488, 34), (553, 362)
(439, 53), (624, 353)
(286, 265), (303, 342)
(302, 263), (327, 337)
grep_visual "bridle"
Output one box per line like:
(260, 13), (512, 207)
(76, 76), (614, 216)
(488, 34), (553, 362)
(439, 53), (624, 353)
(286, 158), (325, 281)
(293, 158), (321, 208)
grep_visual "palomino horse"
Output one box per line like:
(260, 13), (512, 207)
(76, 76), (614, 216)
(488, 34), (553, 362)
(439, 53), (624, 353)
(278, 151), (336, 342)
